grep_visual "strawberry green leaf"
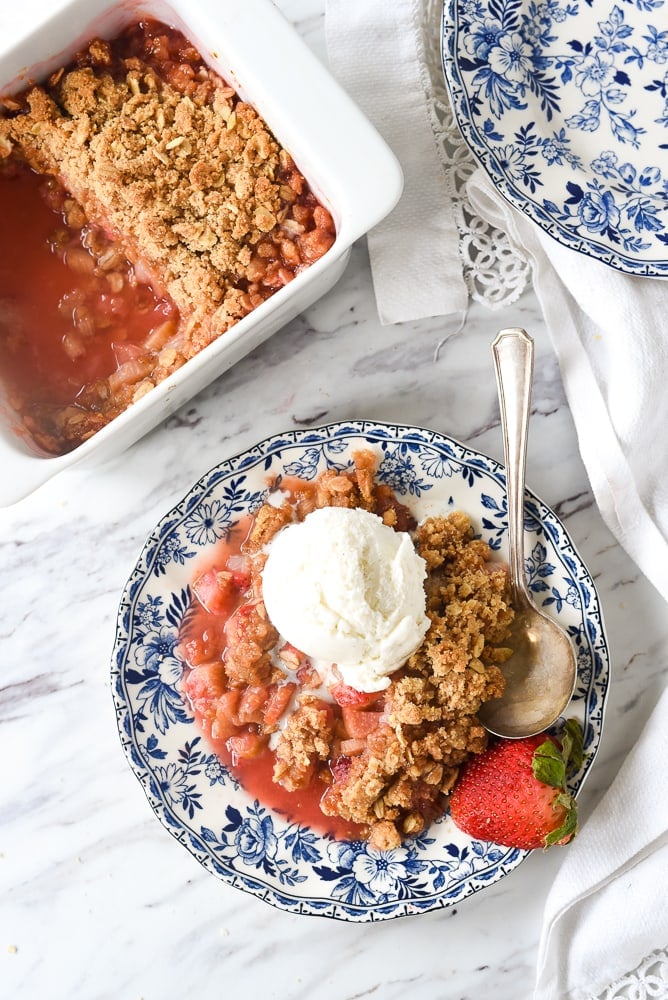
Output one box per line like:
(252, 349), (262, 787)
(533, 720), (585, 790)
(543, 793), (578, 848)
(532, 740), (566, 788)
(561, 719), (585, 775)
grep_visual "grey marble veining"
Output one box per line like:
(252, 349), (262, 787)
(1, 3), (667, 999)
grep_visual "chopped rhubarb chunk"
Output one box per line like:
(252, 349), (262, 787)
(236, 685), (270, 725)
(263, 682), (297, 729)
(227, 729), (269, 762)
(192, 567), (234, 614)
(341, 706), (385, 739)
(183, 662), (226, 718)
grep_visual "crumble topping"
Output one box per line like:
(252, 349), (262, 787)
(0, 22), (335, 454)
(0, 39), (333, 351)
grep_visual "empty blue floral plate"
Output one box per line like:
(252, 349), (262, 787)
(442, 0), (668, 276)
(111, 421), (609, 921)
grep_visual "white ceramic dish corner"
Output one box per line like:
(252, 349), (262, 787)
(0, 0), (403, 508)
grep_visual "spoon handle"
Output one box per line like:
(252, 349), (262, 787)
(492, 328), (534, 607)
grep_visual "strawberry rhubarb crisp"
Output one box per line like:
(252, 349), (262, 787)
(180, 450), (515, 850)
(0, 20), (334, 455)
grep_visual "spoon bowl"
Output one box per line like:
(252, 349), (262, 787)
(478, 328), (578, 739)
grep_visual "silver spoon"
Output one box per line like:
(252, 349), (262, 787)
(478, 328), (577, 739)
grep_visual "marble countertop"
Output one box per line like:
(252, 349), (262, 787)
(2, 3), (668, 999)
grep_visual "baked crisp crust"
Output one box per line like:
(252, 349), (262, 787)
(0, 51), (330, 350)
(0, 23), (335, 454)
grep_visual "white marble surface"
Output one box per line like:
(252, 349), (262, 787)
(1, 3), (668, 999)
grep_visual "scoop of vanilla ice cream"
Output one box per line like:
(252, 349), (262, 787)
(261, 506), (429, 692)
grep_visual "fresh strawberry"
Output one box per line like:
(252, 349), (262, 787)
(449, 719), (584, 850)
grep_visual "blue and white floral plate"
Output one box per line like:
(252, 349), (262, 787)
(111, 421), (609, 921)
(442, 0), (668, 276)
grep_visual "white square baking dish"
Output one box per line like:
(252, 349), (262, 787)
(0, 0), (402, 506)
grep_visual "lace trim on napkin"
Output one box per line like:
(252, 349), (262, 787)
(419, 0), (531, 307)
(593, 948), (668, 1000)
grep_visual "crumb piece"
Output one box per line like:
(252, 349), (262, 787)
(245, 502), (293, 553)
(223, 602), (279, 687)
(273, 697), (333, 791)
(368, 819), (402, 851)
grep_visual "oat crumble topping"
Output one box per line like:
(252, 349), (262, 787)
(0, 22), (334, 453)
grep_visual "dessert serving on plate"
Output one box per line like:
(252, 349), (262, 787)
(179, 448), (514, 851)
(111, 422), (610, 920)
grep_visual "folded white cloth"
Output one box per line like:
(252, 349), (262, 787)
(534, 685), (668, 1000)
(467, 171), (668, 605)
(325, 0), (468, 324)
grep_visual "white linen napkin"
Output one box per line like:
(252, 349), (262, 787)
(325, 0), (468, 324)
(534, 685), (668, 1000)
(467, 170), (668, 605)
